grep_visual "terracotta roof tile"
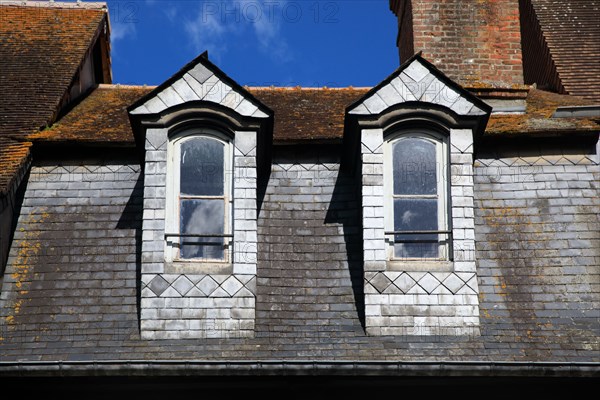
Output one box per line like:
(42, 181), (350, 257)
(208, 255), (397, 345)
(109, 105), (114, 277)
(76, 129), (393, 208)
(0, 2), (107, 138)
(28, 86), (370, 146)
(249, 87), (370, 142)
(531, 0), (600, 102)
(34, 85), (599, 145)
(29, 84), (154, 145)
(485, 88), (600, 136)
(0, 137), (31, 196)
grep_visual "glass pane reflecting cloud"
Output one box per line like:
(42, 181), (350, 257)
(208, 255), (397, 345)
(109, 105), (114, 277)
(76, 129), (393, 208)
(393, 198), (438, 258)
(393, 137), (436, 195)
(180, 137), (224, 196)
(180, 199), (225, 260)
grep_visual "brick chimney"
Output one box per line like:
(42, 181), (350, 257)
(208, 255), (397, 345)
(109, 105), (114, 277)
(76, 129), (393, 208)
(390, 0), (524, 88)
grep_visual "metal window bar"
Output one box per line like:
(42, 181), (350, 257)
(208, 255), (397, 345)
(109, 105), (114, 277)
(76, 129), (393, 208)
(385, 230), (452, 243)
(176, 193), (231, 258)
(385, 230), (453, 261)
(392, 194), (438, 198)
(180, 195), (225, 200)
(164, 233), (234, 239)
(385, 230), (452, 235)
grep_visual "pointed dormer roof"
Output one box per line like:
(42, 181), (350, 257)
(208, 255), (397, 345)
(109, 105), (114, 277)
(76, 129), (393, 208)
(128, 52), (271, 119)
(347, 54), (490, 117)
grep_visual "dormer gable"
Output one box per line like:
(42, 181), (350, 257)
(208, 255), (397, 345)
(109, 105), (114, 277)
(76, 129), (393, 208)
(348, 54), (489, 118)
(128, 51), (270, 119)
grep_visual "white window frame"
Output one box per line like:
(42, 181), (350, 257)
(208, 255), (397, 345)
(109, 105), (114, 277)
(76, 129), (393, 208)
(383, 130), (450, 263)
(165, 128), (233, 265)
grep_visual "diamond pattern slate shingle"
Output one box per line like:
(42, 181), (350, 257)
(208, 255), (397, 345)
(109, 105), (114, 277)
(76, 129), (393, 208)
(530, 0), (600, 102)
(0, 146), (598, 362)
(0, 0), (598, 366)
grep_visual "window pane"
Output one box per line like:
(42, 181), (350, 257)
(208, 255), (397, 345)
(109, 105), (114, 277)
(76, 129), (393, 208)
(393, 198), (439, 258)
(393, 137), (437, 195)
(180, 199), (225, 260)
(180, 137), (224, 196)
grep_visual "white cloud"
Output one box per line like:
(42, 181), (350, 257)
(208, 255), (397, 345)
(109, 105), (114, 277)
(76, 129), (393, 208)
(111, 20), (136, 42)
(110, 20), (136, 56)
(164, 6), (178, 22)
(183, 0), (293, 63)
(250, 1), (293, 63)
(184, 2), (233, 62)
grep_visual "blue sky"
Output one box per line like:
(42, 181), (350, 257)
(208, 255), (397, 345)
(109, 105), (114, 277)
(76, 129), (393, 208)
(107, 0), (399, 87)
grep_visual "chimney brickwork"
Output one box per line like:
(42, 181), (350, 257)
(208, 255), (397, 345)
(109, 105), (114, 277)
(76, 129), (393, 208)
(391, 0), (524, 87)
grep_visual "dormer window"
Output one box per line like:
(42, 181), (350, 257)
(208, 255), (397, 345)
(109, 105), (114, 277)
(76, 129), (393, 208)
(384, 131), (450, 261)
(345, 55), (491, 336)
(128, 52), (271, 339)
(166, 130), (233, 263)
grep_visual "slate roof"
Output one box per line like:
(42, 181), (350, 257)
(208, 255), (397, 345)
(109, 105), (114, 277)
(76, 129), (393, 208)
(0, 1), (598, 375)
(249, 87), (370, 143)
(530, 0), (600, 102)
(0, 147), (598, 365)
(128, 51), (272, 122)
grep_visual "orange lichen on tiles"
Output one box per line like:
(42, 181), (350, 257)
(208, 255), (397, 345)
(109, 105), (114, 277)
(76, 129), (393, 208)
(4, 209), (50, 325)
(0, 138), (32, 196)
(0, 4), (107, 138)
(25, 85), (367, 146)
(485, 89), (600, 136)
(5, 210), (47, 325)
(249, 87), (370, 142)
(28, 85), (153, 144)
(465, 82), (530, 91)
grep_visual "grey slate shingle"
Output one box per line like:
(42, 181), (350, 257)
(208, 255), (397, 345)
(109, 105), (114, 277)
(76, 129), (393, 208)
(0, 147), (598, 362)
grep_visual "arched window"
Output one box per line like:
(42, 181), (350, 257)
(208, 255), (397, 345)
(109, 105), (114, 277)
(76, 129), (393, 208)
(166, 130), (232, 263)
(384, 131), (450, 260)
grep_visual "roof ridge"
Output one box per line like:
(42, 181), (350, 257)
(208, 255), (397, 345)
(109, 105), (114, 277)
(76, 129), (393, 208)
(248, 86), (372, 90)
(98, 83), (158, 90)
(0, 1), (107, 10)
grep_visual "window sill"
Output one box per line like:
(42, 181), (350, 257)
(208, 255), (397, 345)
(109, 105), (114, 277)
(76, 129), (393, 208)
(386, 260), (453, 272)
(165, 261), (233, 275)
